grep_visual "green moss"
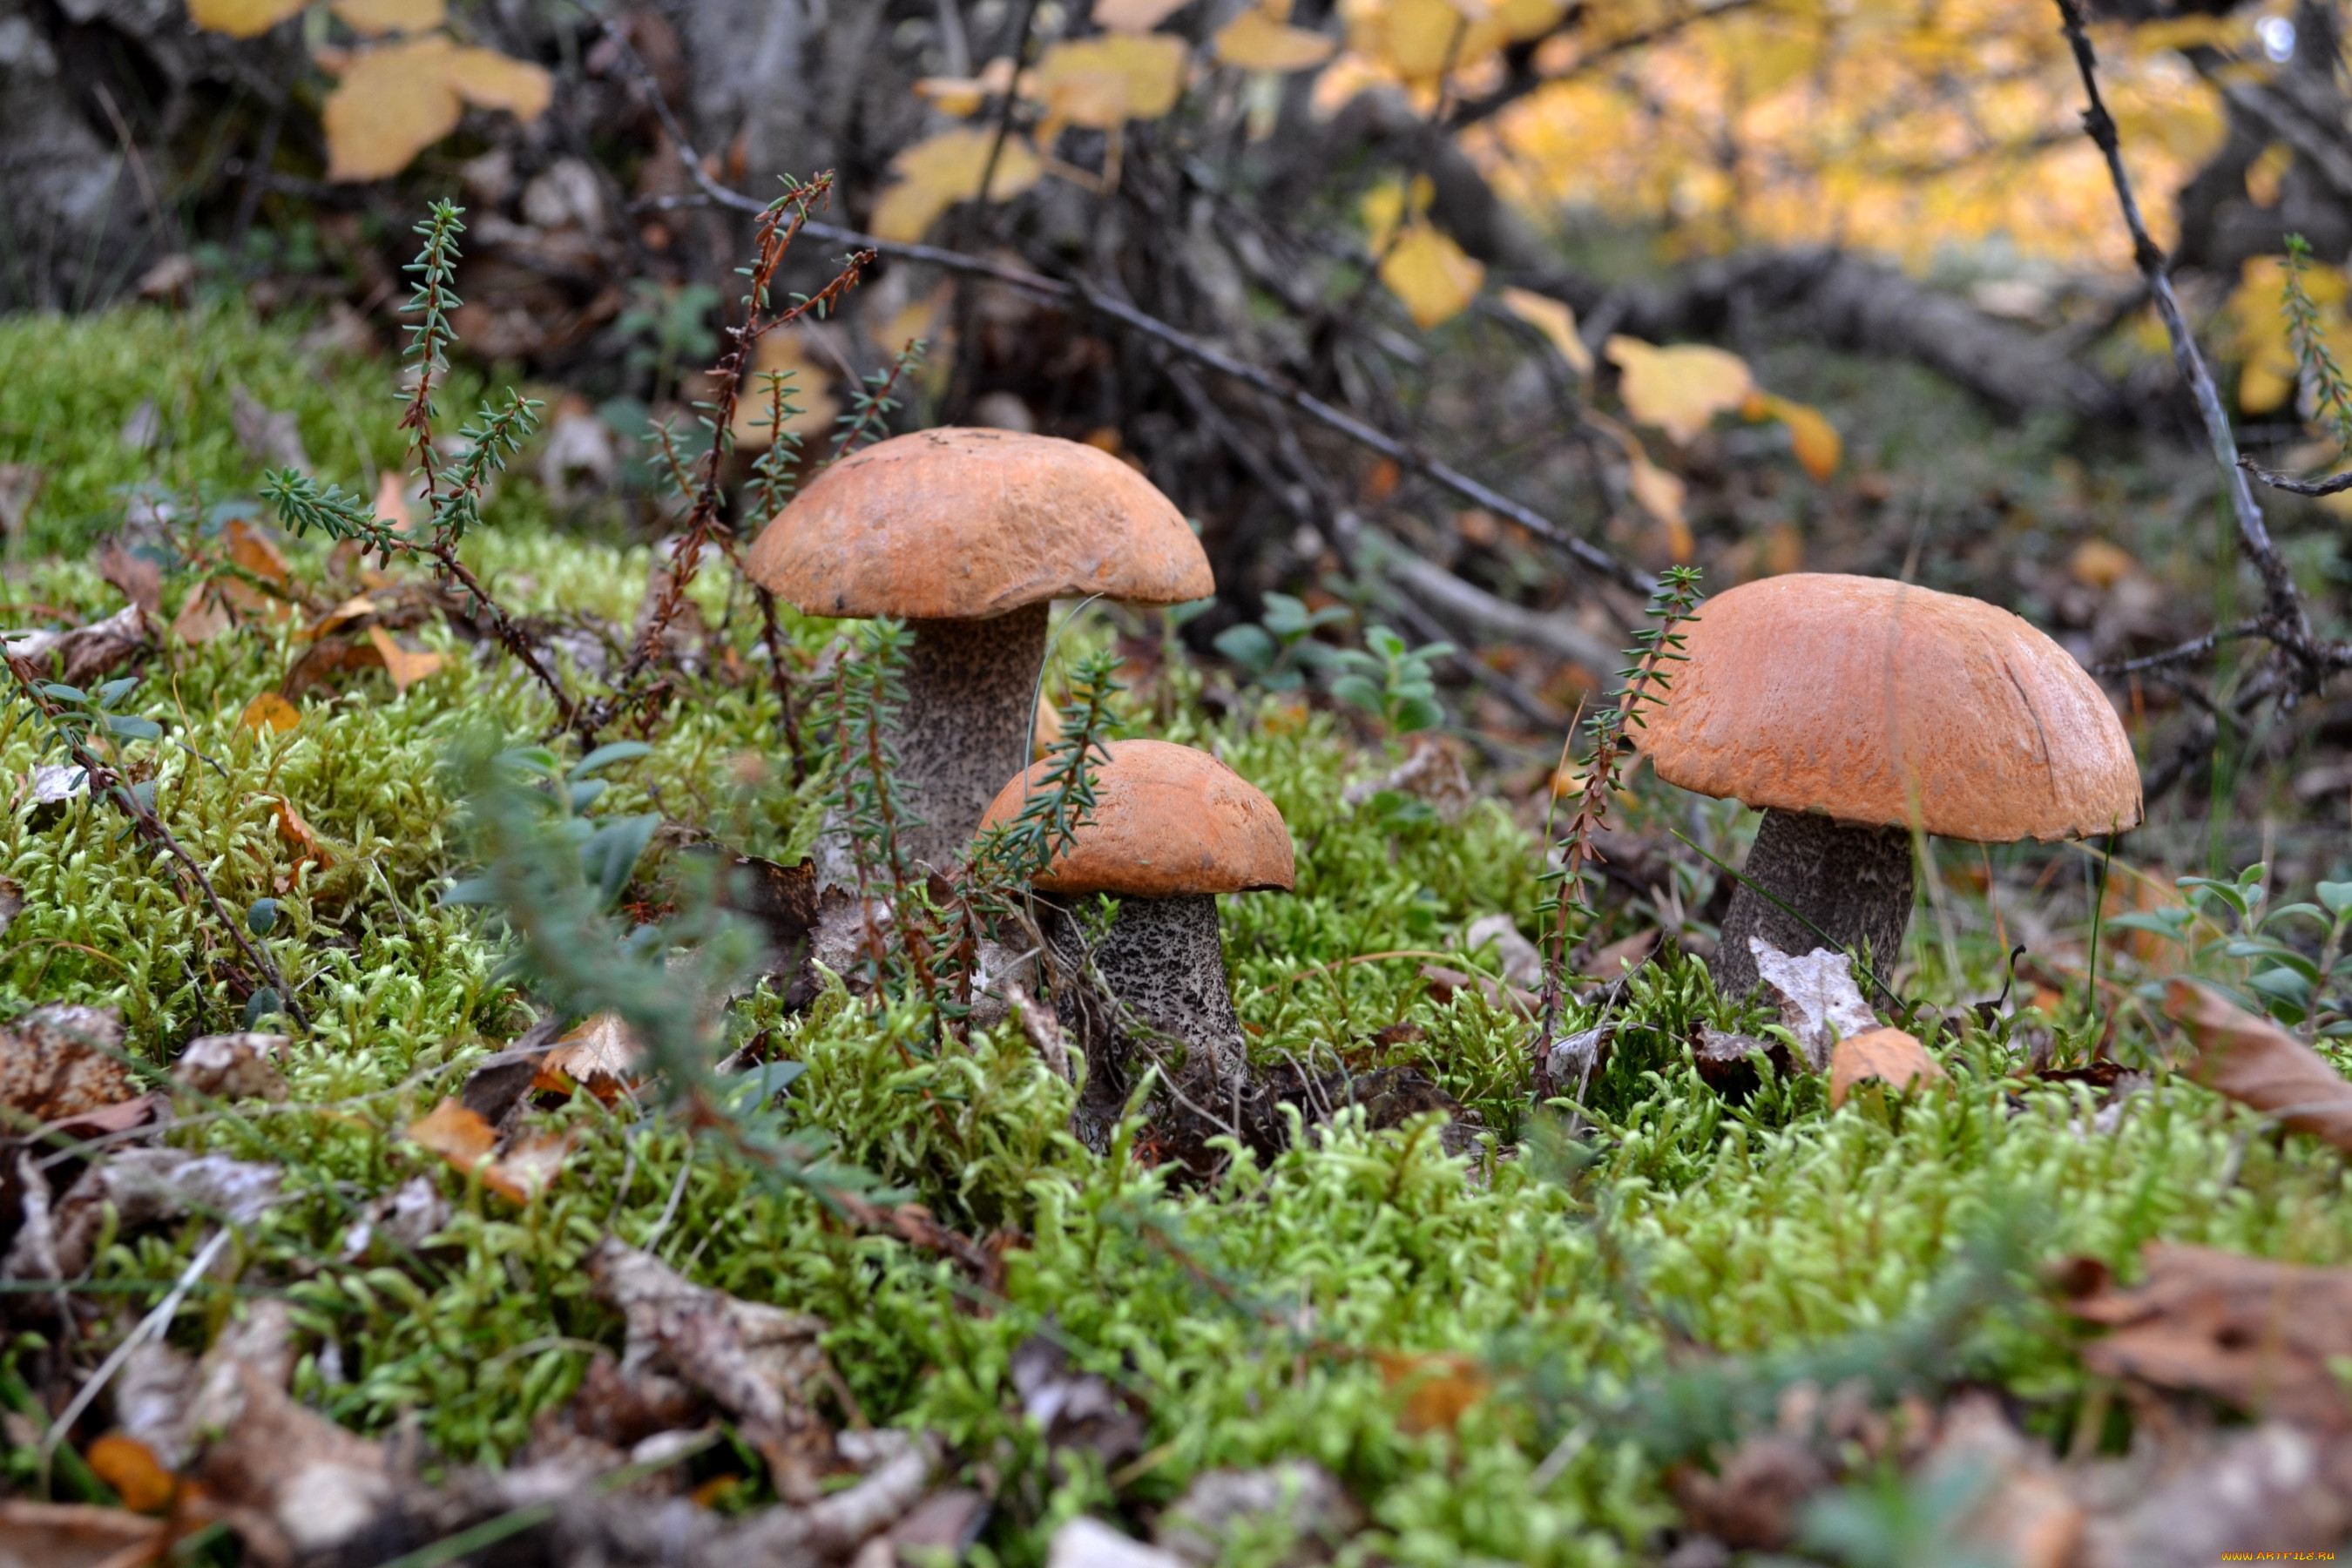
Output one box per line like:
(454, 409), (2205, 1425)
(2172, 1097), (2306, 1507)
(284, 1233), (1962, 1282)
(6, 304), (2351, 1566)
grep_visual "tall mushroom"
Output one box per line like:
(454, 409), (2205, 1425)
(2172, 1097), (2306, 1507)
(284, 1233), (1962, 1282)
(1640, 573), (2141, 996)
(977, 739), (1293, 1113)
(745, 428), (1212, 871)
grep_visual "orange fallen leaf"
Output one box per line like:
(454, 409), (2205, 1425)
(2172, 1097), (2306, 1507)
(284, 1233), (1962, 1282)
(225, 518), (292, 586)
(172, 585), (233, 645)
(407, 1096), (497, 1170)
(365, 625), (444, 693)
(483, 1130), (572, 1203)
(269, 797), (333, 868)
(84, 1433), (174, 1513)
(239, 693), (301, 735)
(1828, 1026), (1947, 1108)
(308, 594), (380, 641)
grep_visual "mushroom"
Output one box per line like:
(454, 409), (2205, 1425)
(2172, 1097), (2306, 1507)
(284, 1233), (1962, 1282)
(745, 428), (1212, 871)
(977, 739), (1294, 1109)
(1640, 573), (2141, 996)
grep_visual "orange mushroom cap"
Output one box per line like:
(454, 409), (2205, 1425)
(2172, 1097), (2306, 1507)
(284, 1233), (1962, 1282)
(977, 739), (1294, 897)
(1640, 573), (2141, 843)
(744, 427), (1213, 620)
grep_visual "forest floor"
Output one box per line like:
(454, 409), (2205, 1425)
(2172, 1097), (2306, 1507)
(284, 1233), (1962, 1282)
(2, 302), (2351, 1566)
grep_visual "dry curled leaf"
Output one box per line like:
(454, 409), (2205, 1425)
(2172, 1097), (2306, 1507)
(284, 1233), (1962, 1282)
(1746, 390), (1842, 480)
(0, 1501), (166, 1568)
(535, 1010), (644, 1102)
(365, 625), (445, 692)
(1751, 938), (1877, 1071)
(2165, 978), (2352, 1151)
(1605, 335), (1755, 444)
(0, 1004), (137, 1125)
(171, 585), (233, 646)
(172, 1032), (290, 1102)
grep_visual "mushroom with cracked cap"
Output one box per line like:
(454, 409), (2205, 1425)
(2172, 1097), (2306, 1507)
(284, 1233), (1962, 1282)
(977, 739), (1293, 1100)
(745, 427), (1212, 871)
(1640, 573), (2141, 996)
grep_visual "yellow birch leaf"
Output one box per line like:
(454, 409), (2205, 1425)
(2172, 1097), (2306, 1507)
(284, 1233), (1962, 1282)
(732, 330), (840, 449)
(1092, 0), (1190, 30)
(239, 693), (302, 734)
(187, 0), (307, 38)
(1216, 9), (1339, 71)
(916, 56), (1017, 116)
(869, 129), (1044, 242)
(365, 625), (444, 693)
(321, 37), (464, 181)
(1499, 285), (1591, 375)
(1625, 452), (1693, 563)
(1381, 224), (1484, 329)
(1361, 177), (1409, 253)
(329, 0), (444, 34)
(1605, 335), (1754, 444)
(1749, 391), (1841, 480)
(1034, 35), (1187, 126)
(441, 45), (553, 120)
(1495, 0), (1564, 39)
(2245, 142), (2292, 207)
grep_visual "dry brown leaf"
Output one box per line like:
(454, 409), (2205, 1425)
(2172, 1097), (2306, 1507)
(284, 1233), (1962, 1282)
(224, 518), (293, 586)
(1605, 335), (1754, 444)
(84, 1432), (175, 1512)
(0, 1005), (138, 1125)
(187, 0), (305, 37)
(267, 796), (332, 869)
(239, 693), (301, 735)
(172, 1032), (291, 1102)
(1215, 7), (1339, 71)
(408, 1096), (497, 1173)
(2068, 1242), (2352, 1429)
(1828, 1026), (1947, 1107)
(330, 0), (445, 34)
(1751, 938), (1877, 1071)
(535, 1010), (644, 1102)
(1418, 963), (1538, 1017)
(1580, 927), (1659, 982)
(914, 55), (1019, 114)
(364, 625), (445, 692)
(171, 585), (233, 645)
(1092, 0), (1189, 30)
(0, 1501), (166, 1568)
(1498, 286), (1592, 375)
(2165, 978), (2352, 1151)
(94, 543), (162, 617)
(2072, 538), (2139, 591)
(308, 593), (379, 640)
(483, 1130), (571, 1203)
(6, 604), (157, 688)
(1380, 225), (1484, 330)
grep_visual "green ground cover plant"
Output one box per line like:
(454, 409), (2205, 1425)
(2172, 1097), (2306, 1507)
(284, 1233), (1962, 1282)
(4, 290), (2352, 1567)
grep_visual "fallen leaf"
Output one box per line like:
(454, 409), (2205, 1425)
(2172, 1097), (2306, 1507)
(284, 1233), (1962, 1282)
(1012, 1333), (1147, 1469)
(535, 1010), (644, 1101)
(172, 1032), (290, 1102)
(84, 1432), (175, 1512)
(1215, 8), (1339, 71)
(1338, 731), (1472, 822)
(186, 0), (305, 36)
(1605, 335), (1755, 444)
(1499, 286), (1593, 375)
(364, 625), (444, 692)
(171, 585), (233, 645)
(5, 604), (157, 687)
(94, 543), (162, 617)
(1750, 938), (1876, 1071)
(407, 1097), (497, 1174)
(1747, 391), (1842, 480)
(239, 692), (301, 734)
(224, 517), (293, 585)
(1153, 1461), (1363, 1566)
(46, 1146), (285, 1278)
(2069, 1242), (2352, 1429)
(869, 128), (1044, 243)
(0, 1501), (166, 1568)
(1380, 225), (1484, 330)
(1827, 1026), (1946, 1107)
(1463, 912), (1543, 990)
(1050, 1517), (1184, 1568)
(482, 1130), (571, 1203)
(321, 37), (549, 182)
(1373, 1350), (1489, 1434)
(0, 1004), (137, 1125)
(1625, 450), (1693, 561)
(1580, 927), (1659, 982)
(2165, 978), (2352, 1152)
(372, 469), (416, 534)
(1092, 0), (1190, 30)
(330, 0), (446, 34)
(268, 796), (332, 868)
(1419, 963), (1538, 1017)
(1668, 1433), (1829, 1550)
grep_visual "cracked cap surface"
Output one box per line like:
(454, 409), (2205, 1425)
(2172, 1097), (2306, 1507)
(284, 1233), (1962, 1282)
(977, 739), (1295, 896)
(1640, 572), (2142, 842)
(744, 427), (1212, 620)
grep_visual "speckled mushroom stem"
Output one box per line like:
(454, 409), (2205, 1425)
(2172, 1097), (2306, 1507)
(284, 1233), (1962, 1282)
(1713, 809), (1915, 997)
(1045, 893), (1248, 1147)
(889, 602), (1051, 872)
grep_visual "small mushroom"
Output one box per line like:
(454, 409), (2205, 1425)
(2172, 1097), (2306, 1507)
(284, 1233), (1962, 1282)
(746, 428), (1211, 870)
(977, 740), (1294, 1101)
(1641, 573), (2141, 996)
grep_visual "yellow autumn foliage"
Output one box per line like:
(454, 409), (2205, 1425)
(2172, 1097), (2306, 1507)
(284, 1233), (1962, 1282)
(1033, 34), (1190, 128)
(319, 35), (551, 181)
(1217, 8), (1340, 73)
(187, 0), (306, 38)
(1605, 336), (1754, 444)
(870, 129), (1045, 243)
(2229, 253), (2352, 416)
(329, 0), (444, 35)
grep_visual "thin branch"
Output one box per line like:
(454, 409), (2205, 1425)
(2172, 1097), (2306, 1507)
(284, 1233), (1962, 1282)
(2240, 459), (2352, 497)
(2092, 620), (2261, 676)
